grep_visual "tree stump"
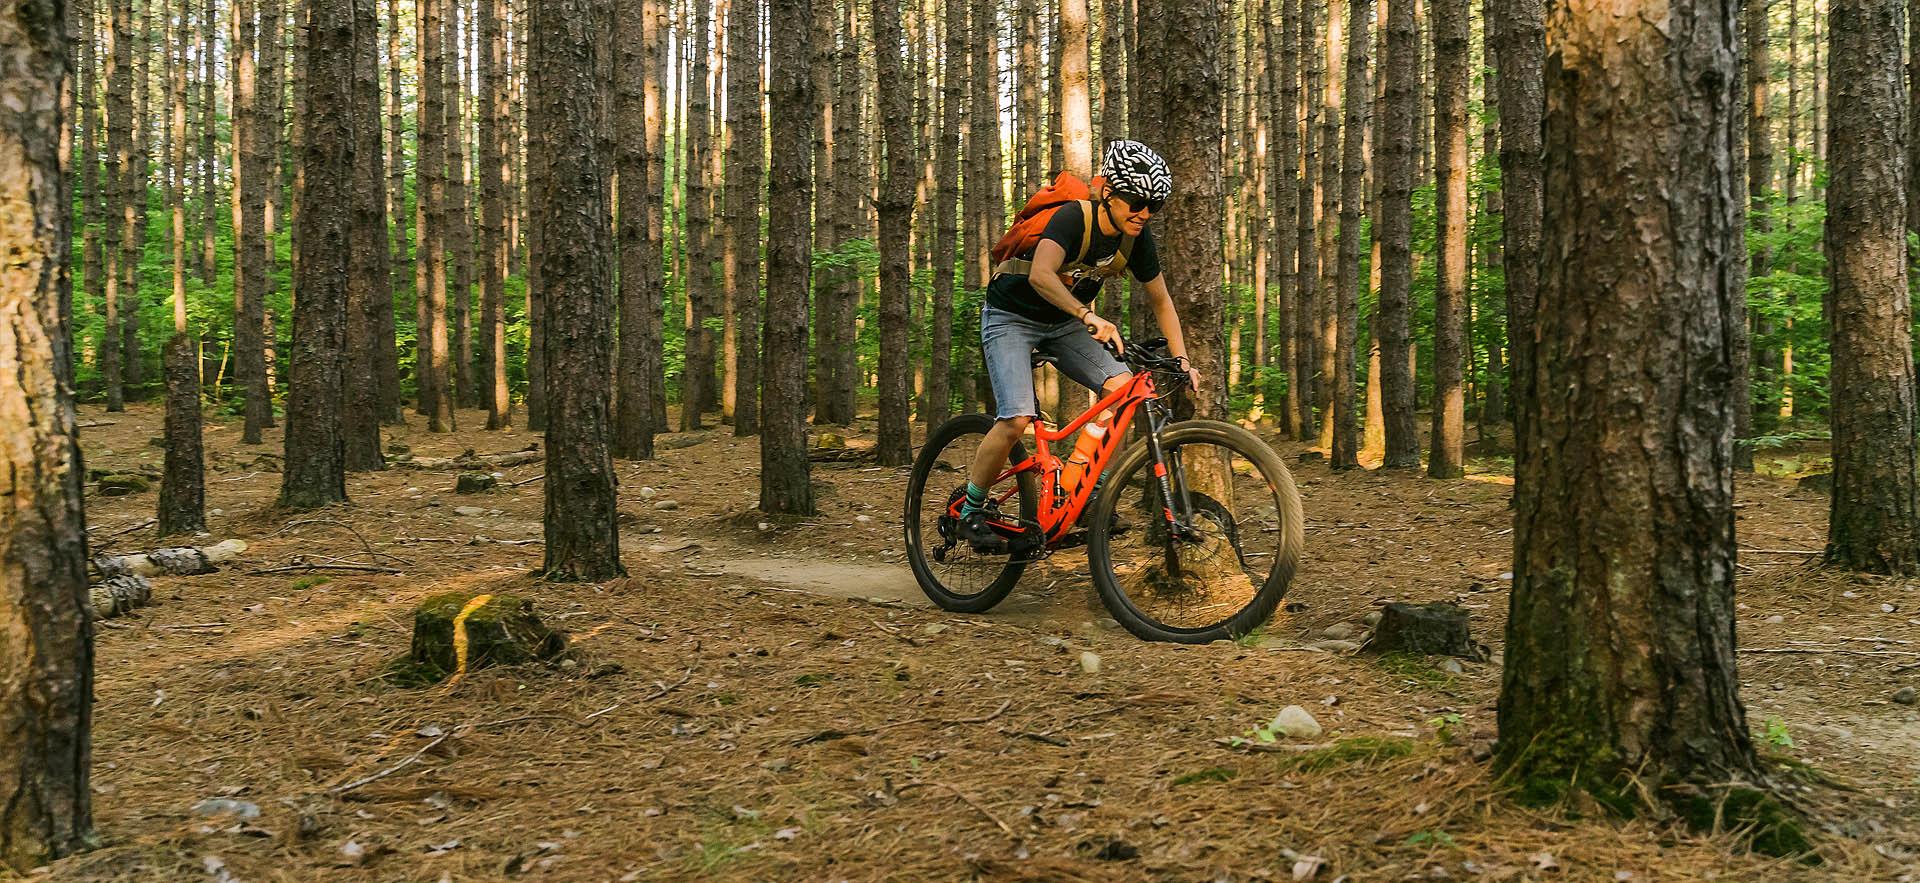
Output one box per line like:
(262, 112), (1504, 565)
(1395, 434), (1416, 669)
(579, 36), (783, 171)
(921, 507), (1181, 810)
(1363, 602), (1487, 660)
(396, 591), (567, 685)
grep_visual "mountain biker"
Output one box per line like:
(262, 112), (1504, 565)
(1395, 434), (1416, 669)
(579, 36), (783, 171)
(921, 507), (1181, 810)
(957, 140), (1201, 553)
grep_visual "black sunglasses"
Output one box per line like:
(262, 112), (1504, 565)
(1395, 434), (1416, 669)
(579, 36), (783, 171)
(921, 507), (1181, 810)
(1113, 192), (1164, 214)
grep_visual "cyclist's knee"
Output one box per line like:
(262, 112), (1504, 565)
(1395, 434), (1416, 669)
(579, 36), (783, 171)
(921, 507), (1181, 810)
(998, 415), (1033, 434)
(1102, 373), (1133, 394)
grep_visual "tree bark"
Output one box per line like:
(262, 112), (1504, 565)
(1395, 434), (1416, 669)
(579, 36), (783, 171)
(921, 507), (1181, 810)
(682, 0), (718, 428)
(643, 0), (668, 432)
(613, 0), (657, 459)
(1734, 0), (1766, 461)
(162, 0), (207, 534)
(419, 0), (456, 431)
(1496, 0), (1761, 801)
(0, 7), (96, 865)
(479, 0), (510, 428)
(1493, 0), (1541, 463)
(1376, 0), (1419, 468)
(446, 0), (476, 411)
(531, 0), (624, 581)
(104, 0), (131, 412)
(874, 0), (915, 465)
(723, 0), (762, 433)
(1293, 0), (1319, 439)
(79, 0), (105, 376)
(280, 0), (354, 510)
(200, 0), (219, 284)
(1272, 0), (1299, 438)
(343, 0), (389, 472)
(1331, 0), (1368, 470)
(234, 0), (272, 441)
(1823, 0), (1919, 574)
(1136, 0), (1225, 421)
(1313, 0), (1339, 451)
(928, 0), (965, 426)
(380, 0), (405, 423)
(814, 0), (860, 425)
(763, 0), (816, 513)
(1427, 0), (1466, 478)
(121, 0), (149, 398)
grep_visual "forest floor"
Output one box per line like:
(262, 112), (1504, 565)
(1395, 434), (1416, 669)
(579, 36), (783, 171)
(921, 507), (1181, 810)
(38, 402), (1920, 881)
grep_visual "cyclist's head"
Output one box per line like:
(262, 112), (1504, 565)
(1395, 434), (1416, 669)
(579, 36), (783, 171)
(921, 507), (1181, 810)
(1100, 140), (1172, 213)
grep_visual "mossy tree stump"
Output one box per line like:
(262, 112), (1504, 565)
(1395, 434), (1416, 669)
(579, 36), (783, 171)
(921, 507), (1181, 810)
(396, 592), (567, 685)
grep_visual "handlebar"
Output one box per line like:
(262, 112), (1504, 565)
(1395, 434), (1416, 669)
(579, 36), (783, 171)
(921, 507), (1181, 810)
(1098, 333), (1188, 373)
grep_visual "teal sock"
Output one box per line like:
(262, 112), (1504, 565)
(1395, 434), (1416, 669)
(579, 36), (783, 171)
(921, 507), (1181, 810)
(959, 482), (989, 517)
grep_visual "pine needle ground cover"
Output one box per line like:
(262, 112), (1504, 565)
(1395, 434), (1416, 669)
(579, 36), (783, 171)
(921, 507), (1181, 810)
(47, 404), (1918, 880)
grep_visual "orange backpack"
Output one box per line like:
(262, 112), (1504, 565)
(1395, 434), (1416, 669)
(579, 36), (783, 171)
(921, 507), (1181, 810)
(989, 172), (1136, 287)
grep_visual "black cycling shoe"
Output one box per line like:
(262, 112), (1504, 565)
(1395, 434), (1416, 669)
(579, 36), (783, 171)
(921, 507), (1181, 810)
(956, 509), (1010, 554)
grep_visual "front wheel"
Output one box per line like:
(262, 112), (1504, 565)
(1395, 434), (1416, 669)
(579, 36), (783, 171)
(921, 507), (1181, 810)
(904, 413), (1040, 613)
(1087, 420), (1304, 643)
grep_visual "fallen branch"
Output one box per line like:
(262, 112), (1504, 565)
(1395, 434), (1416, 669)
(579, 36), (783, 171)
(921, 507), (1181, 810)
(399, 447), (543, 470)
(93, 539), (248, 578)
(899, 782), (1015, 837)
(88, 517), (156, 538)
(1738, 548), (1824, 556)
(248, 562), (402, 575)
(328, 732), (453, 795)
(510, 473), (546, 487)
(1738, 646), (1920, 658)
(642, 667), (695, 701)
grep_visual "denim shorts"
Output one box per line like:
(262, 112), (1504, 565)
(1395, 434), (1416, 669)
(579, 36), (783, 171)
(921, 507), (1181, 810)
(981, 304), (1130, 420)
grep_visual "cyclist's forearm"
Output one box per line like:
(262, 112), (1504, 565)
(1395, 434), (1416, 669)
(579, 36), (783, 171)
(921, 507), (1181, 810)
(1030, 272), (1091, 319)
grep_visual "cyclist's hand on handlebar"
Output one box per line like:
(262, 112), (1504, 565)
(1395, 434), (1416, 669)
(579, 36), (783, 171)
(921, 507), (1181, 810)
(1183, 360), (1203, 394)
(1082, 311), (1123, 356)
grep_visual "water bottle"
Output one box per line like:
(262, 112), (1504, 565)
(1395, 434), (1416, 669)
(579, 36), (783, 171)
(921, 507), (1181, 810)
(1058, 421), (1108, 496)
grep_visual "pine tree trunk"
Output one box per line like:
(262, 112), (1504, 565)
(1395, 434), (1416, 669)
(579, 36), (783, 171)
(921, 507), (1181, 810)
(643, 0), (668, 432)
(873, 0), (916, 465)
(1314, 0), (1340, 451)
(1331, 0), (1368, 470)
(420, 0), (456, 431)
(80, 0), (104, 369)
(524, 0), (548, 431)
(1135, 0), (1225, 421)
(446, 0), (476, 411)
(532, 0), (624, 581)
(379, 0), (405, 424)
(1496, 0), (1760, 799)
(200, 0), (219, 283)
(1293, 0), (1319, 439)
(682, 0), (717, 429)
(1272, 0), (1299, 438)
(281, 0), (354, 510)
(1376, 0), (1419, 468)
(1427, 0), (1466, 478)
(763, 0), (816, 512)
(256, 0), (284, 418)
(122, 0), (150, 398)
(481, 0), (511, 428)
(161, 2), (207, 535)
(814, 0), (860, 425)
(929, 0), (966, 426)
(1733, 0), (1765, 460)
(723, 0), (763, 434)
(1823, 0), (1919, 574)
(235, 0), (273, 442)
(344, 0), (391, 471)
(613, 0), (657, 459)
(1494, 0), (1541, 463)
(0, 9), (96, 863)
(104, 0), (131, 412)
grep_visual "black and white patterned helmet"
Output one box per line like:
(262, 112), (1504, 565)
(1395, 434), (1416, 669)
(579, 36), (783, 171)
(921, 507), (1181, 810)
(1101, 140), (1173, 201)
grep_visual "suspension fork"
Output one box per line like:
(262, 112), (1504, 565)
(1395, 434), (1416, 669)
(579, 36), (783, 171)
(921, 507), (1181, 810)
(1141, 401), (1196, 539)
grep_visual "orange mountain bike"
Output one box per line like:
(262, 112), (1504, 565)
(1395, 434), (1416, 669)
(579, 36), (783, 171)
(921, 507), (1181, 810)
(904, 337), (1305, 643)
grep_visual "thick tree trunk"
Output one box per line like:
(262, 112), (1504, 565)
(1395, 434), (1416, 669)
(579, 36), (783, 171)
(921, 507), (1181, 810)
(1493, 0), (1541, 460)
(643, 0), (667, 432)
(1331, 0), (1368, 470)
(531, 0), (624, 581)
(419, 0), (456, 431)
(1136, 0), (1225, 421)
(343, 0), (389, 472)
(162, 0), (207, 535)
(1313, 0), (1339, 451)
(1427, 0), (1466, 478)
(723, 0), (763, 434)
(874, 0), (915, 465)
(1824, 0), (1919, 574)
(280, 0), (354, 510)
(613, 0), (657, 459)
(1376, 0), (1418, 468)
(763, 0), (816, 513)
(0, 8), (96, 865)
(1496, 0), (1761, 802)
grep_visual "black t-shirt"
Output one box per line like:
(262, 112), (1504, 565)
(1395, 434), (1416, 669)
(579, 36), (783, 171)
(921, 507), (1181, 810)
(985, 201), (1162, 323)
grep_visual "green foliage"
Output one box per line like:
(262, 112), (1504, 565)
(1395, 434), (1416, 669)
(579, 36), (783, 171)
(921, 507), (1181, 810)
(1279, 736), (1420, 773)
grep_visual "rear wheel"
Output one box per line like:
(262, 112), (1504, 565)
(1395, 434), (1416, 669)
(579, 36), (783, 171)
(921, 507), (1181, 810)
(1087, 420), (1303, 643)
(904, 414), (1040, 612)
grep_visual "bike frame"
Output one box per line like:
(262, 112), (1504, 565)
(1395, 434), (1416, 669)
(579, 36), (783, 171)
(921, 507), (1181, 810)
(965, 368), (1190, 547)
